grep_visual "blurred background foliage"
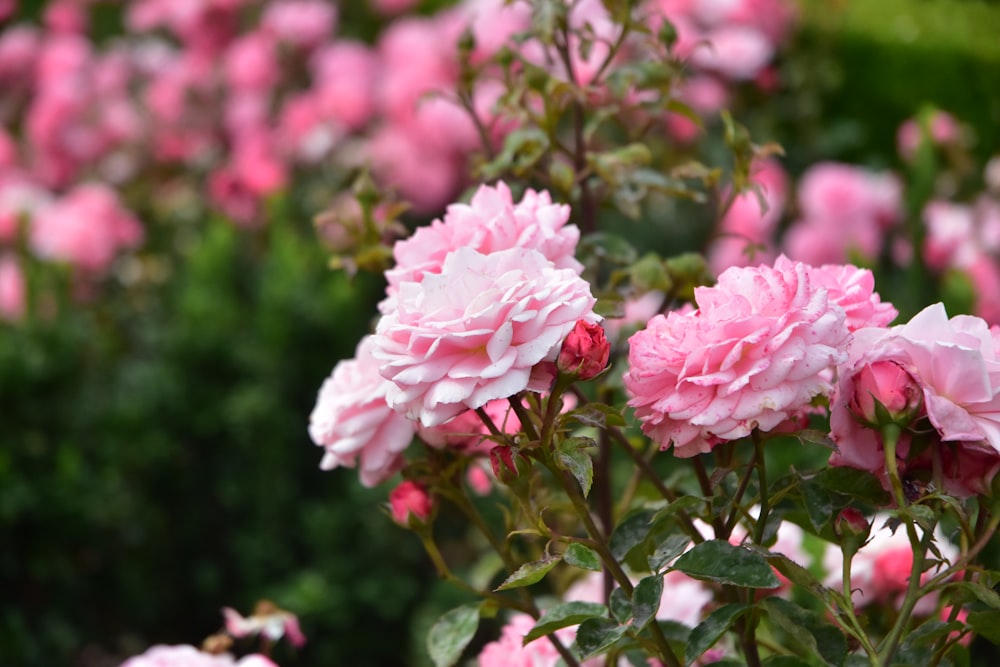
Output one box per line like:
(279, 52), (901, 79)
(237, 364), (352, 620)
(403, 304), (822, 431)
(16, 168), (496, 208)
(2, 0), (1000, 665)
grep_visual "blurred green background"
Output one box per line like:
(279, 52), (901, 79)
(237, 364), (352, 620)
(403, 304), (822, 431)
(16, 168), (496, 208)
(3, 0), (1000, 665)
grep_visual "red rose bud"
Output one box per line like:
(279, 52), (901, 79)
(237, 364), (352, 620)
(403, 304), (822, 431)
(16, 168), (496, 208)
(389, 481), (433, 526)
(557, 320), (610, 380)
(849, 360), (923, 428)
(489, 445), (520, 483)
(834, 507), (870, 559)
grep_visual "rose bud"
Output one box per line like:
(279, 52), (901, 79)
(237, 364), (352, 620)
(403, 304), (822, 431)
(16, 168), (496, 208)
(389, 480), (434, 526)
(833, 507), (871, 559)
(557, 320), (610, 380)
(489, 445), (520, 483)
(849, 360), (923, 429)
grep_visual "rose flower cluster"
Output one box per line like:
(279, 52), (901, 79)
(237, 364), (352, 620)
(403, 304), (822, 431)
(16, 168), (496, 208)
(309, 181), (600, 486)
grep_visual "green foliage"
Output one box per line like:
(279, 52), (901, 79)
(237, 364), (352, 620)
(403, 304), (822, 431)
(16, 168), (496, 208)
(0, 217), (432, 666)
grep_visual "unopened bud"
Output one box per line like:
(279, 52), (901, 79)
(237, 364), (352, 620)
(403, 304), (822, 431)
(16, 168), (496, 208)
(557, 320), (610, 380)
(834, 507), (870, 559)
(849, 360), (923, 429)
(389, 480), (434, 526)
(489, 445), (520, 483)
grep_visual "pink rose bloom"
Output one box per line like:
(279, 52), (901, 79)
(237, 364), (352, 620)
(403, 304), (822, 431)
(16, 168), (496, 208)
(784, 163), (902, 265)
(625, 256), (850, 456)
(707, 158), (787, 274)
(384, 181), (580, 309)
(120, 645), (278, 667)
(0, 26), (41, 89)
(389, 480), (433, 524)
(806, 263), (897, 331)
(690, 25), (774, 81)
(376, 17), (457, 126)
(309, 335), (416, 487)
(923, 201), (977, 271)
(477, 613), (601, 667)
(365, 124), (464, 216)
(29, 183), (143, 273)
(223, 31), (278, 93)
(797, 163), (902, 227)
(311, 41), (377, 130)
(277, 93), (340, 164)
(967, 255), (1000, 326)
(830, 303), (1000, 496)
(374, 247), (599, 427)
(822, 513), (957, 611)
(418, 398), (521, 451)
(44, 0), (89, 34)
(261, 0), (337, 50)
(0, 254), (26, 322)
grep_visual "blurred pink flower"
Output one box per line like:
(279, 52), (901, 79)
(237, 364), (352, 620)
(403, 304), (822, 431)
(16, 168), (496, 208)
(29, 183), (143, 273)
(222, 602), (306, 648)
(897, 110), (960, 161)
(309, 335), (416, 487)
(477, 613), (601, 667)
(707, 158), (788, 274)
(0, 253), (26, 322)
(822, 513), (958, 611)
(384, 181), (580, 310)
(374, 247), (598, 427)
(418, 398), (520, 452)
(261, 0), (336, 50)
(223, 31), (278, 93)
(120, 645), (277, 667)
(690, 25), (774, 81)
(311, 41), (377, 130)
(625, 256), (850, 456)
(369, 0), (421, 16)
(830, 303), (1000, 497)
(784, 163), (902, 265)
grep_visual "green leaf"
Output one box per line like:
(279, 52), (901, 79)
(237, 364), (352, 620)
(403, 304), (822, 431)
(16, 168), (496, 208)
(609, 587), (632, 623)
(900, 619), (965, 649)
(564, 543), (602, 572)
(495, 555), (560, 591)
(649, 534), (692, 572)
(565, 403), (626, 429)
(672, 540), (781, 589)
(801, 481), (834, 533)
(686, 603), (749, 666)
(967, 610), (1000, 644)
(763, 657), (813, 667)
(427, 603), (480, 667)
(610, 509), (657, 560)
(761, 598), (847, 667)
(576, 617), (629, 660)
(523, 602), (608, 644)
(813, 467), (890, 505)
(764, 552), (830, 600)
(556, 437), (595, 498)
(632, 574), (663, 630)
(941, 580), (1000, 610)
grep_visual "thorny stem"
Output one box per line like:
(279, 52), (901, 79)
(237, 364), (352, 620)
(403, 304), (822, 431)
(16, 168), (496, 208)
(570, 387), (703, 544)
(723, 443), (758, 538)
(839, 547), (880, 665)
(419, 533), (533, 615)
(751, 432), (769, 545)
(693, 456), (728, 538)
(551, 462), (682, 667)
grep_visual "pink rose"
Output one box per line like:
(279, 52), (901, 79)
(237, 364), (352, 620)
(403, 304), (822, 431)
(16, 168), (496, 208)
(383, 181), (580, 311)
(848, 360), (922, 427)
(389, 480), (434, 525)
(311, 41), (377, 130)
(625, 256), (850, 456)
(29, 183), (143, 273)
(308, 336), (416, 487)
(557, 320), (610, 379)
(261, 0), (337, 50)
(418, 398), (521, 452)
(707, 158), (787, 274)
(374, 246), (599, 427)
(477, 613), (583, 667)
(806, 262), (897, 331)
(830, 304), (1000, 496)
(120, 645), (278, 667)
